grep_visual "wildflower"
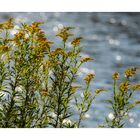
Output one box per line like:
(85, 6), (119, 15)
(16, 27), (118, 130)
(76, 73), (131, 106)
(14, 31), (25, 40)
(71, 85), (81, 93)
(135, 100), (140, 105)
(119, 81), (129, 92)
(54, 48), (64, 55)
(42, 60), (52, 70)
(132, 84), (140, 91)
(112, 72), (120, 80)
(27, 22), (43, 33)
(95, 88), (108, 94)
(56, 27), (74, 42)
(84, 73), (95, 83)
(71, 37), (83, 47)
(37, 37), (53, 52)
(0, 18), (14, 30)
(80, 57), (94, 63)
(41, 88), (48, 96)
(0, 45), (10, 53)
(124, 67), (137, 78)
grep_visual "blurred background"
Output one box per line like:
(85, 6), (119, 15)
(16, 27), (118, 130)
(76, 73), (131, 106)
(0, 12), (140, 127)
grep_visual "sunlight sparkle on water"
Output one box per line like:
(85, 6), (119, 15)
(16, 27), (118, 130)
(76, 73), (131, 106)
(129, 118), (134, 123)
(116, 55), (122, 61)
(108, 112), (115, 120)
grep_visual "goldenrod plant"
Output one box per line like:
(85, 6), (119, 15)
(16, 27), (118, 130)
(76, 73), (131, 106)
(0, 18), (100, 128)
(0, 18), (140, 128)
(101, 68), (140, 128)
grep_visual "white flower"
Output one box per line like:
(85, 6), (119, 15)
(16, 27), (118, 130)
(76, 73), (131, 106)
(108, 113), (115, 120)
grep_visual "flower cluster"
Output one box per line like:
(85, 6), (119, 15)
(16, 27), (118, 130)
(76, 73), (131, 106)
(119, 81), (129, 92)
(95, 88), (107, 94)
(0, 18), (13, 30)
(112, 72), (120, 80)
(80, 57), (94, 63)
(56, 27), (74, 42)
(71, 37), (83, 47)
(84, 73), (95, 83)
(124, 67), (137, 78)
(1, 18), (140, 128)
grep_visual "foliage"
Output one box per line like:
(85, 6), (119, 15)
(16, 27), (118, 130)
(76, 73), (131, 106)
(101, 69), (140, 128)
(0, 18), (140, 128)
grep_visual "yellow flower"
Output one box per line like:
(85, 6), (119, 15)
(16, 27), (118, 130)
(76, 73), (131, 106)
(84, 73), (95, 83)
(119, 81), (129, 92)
(56, 27), (74, 42)
(71, 37), (83, 47)
(80, 57), (94, 63)
(112, 72), (120, 80)
(54, 48), (64, 55)
(41, 88), (48, 96)
(132, 84), (140, 91)
(0, 18), (14, 30)
(135, 100), (140, 105)
(124, 67), (137, 78)
(71, 85), (81, 93)
(95, 88), (108, 94)
(26, 22), (43, 33)
(0, 45), (10, 52)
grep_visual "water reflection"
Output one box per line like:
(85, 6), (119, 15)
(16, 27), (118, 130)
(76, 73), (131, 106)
(0, 12), (140, 127)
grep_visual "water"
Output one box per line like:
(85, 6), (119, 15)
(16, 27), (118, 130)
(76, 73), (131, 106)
(0, 12), (140, 127)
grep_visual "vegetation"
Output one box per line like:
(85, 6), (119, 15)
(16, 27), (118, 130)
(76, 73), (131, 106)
(0, 18), (140, 128)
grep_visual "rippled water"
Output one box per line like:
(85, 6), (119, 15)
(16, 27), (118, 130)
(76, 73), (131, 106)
(0, 12), (140, 127)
